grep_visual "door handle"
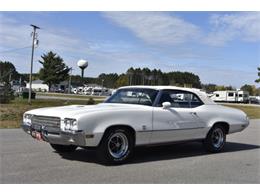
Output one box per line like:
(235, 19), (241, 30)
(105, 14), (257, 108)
(190, 112), (197, 115)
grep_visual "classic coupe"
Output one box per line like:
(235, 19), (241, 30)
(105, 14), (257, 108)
(22, 86), (249, 164)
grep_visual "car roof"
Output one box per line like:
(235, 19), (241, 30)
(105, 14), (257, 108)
(119, 85), (216, 105)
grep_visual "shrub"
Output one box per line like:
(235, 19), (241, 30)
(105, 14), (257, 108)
(87, 97), (95, 105)
(0, 84), (14, 104)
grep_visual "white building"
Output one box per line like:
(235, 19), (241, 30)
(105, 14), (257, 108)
(26, 80), (49, 92)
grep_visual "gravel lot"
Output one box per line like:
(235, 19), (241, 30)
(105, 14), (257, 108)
(0, 120), (259, 183)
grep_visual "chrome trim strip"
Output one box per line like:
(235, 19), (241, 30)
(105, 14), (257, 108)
(138, 126), (203, 133)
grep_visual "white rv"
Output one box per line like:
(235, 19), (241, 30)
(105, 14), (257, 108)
(237, 90), (249, 103)
(91, 87), (103, 96)
(83, 87), (92, 95)
(210, 90), (249, 103)
(211, 91), (237, 102)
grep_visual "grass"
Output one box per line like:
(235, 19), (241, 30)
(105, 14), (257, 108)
(1, 99), (259, 129)
(222, 104), (260, 119)
(0, 97), (103, 129)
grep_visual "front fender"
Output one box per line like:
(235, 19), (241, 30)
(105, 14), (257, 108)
(77, 108), (153, 147)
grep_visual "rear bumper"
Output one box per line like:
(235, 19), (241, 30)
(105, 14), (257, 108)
(21, 124), (86, 146)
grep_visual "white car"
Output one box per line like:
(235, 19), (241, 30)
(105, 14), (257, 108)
(22, 86), (249, 164)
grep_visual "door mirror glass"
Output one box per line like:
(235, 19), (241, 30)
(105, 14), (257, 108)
(162, 102), (171, 109)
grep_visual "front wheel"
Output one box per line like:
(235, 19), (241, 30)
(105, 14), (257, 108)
(204, 125), (226, 152)
(50, 144), (77, 153)
(97, 128), (134, 164)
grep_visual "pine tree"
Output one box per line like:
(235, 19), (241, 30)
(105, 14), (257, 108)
(39, 51), (69, 90)
(256, 66), (260, 83)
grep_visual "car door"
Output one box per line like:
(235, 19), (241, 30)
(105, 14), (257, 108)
(151, 90), (206, 144)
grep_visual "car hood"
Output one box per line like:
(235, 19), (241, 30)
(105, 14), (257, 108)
(25, 103), (148, 119)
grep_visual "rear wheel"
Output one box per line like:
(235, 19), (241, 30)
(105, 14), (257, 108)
(204, 125), (226, 152)
(97, 128), (134, 164)
(50, 144), (77, 153)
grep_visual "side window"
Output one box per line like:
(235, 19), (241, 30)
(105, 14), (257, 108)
(158, 90), (203, 108)
(228, 92), (234, 97)
(190, 94), (204, 108)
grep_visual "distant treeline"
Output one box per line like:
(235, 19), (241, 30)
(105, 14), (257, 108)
(21, 67), (202, 89)
(1, 60), (259, 96)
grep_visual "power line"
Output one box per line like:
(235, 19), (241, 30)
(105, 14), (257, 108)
(0, 46), (31, 54)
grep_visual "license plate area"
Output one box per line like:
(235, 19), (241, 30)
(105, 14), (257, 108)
(31, 130), (43, 141)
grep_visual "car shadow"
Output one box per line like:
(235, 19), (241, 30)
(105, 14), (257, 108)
(56, 141), (260, 166)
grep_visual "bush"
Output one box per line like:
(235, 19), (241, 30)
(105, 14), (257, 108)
(87, 97), (95, 105)
(0, 84), (14, 104)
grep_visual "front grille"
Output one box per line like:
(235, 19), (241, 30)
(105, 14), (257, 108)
(31, 115), (61, 132)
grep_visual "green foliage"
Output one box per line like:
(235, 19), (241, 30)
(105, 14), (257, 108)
(115, 74), (128, 88)
(256, 66), (260, 83)
(240, 84), (259, 96)
(0, 84), (14, 104)
(201, 84), (217, 93)
(87, 97), (95, 105)
(166, 71), (201, 88)
(98, 73), (119, 88)
(126, 67), (165, 86)
(70, 75), (97, 86)
(38, 51), (70, 90)
(0, 61), (20, 83)
(202, 84), (236, 93)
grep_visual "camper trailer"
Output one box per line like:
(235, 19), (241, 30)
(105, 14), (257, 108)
(210, 90), (249, 103)
(83, 87), (92, 95)
(211, 91), (237, 102)
(91, 87), (103, 96)
(237, 90), (249, 103)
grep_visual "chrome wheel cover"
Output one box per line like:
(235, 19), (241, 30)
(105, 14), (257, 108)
(212, 128), (224, 148)
(108, 132), (129, 159)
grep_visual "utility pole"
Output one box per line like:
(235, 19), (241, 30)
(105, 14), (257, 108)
(68, 67), (73, 94)
(28, 24), (40, 104)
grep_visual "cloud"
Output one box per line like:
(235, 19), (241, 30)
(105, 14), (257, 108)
(0, 12), (258, 87)
(0, 14), (86, 54)
(204, 12), (260, 46)
(103, 12), (201, 45)
(103, 12), (260, 47)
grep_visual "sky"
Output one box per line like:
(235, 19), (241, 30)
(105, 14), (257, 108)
(0, 11), (259, 88)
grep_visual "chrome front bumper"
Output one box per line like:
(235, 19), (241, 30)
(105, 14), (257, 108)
(21, 124), (86, 146)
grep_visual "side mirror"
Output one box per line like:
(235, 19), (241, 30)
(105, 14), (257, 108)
(162, 102), (171, 109)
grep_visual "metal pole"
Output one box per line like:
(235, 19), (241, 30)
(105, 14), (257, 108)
(28, 24), (40, 104)
(81, 68), (84, 78)
(68, 68), (72, 94)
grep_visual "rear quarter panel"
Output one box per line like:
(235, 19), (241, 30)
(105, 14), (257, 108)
(194, 104), (248, 135)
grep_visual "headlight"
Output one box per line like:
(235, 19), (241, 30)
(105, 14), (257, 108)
(63, 118), (78, 131)
(23, 114), (33, 125)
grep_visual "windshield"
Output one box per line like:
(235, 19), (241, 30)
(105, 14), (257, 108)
(105, 88), (158, 106)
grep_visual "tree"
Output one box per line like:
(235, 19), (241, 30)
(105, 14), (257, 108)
(201, 84), (217, 93)
(240, 84), (255, 96)
(166, 71), (201, 88)
(256, 66), (260, 83)
(0, 61), (17, 103)
(115, 74), (128, 88)
(98, 73), (119, 88)
(38, 51), (70, 90)
(0, 61), (20, 83)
